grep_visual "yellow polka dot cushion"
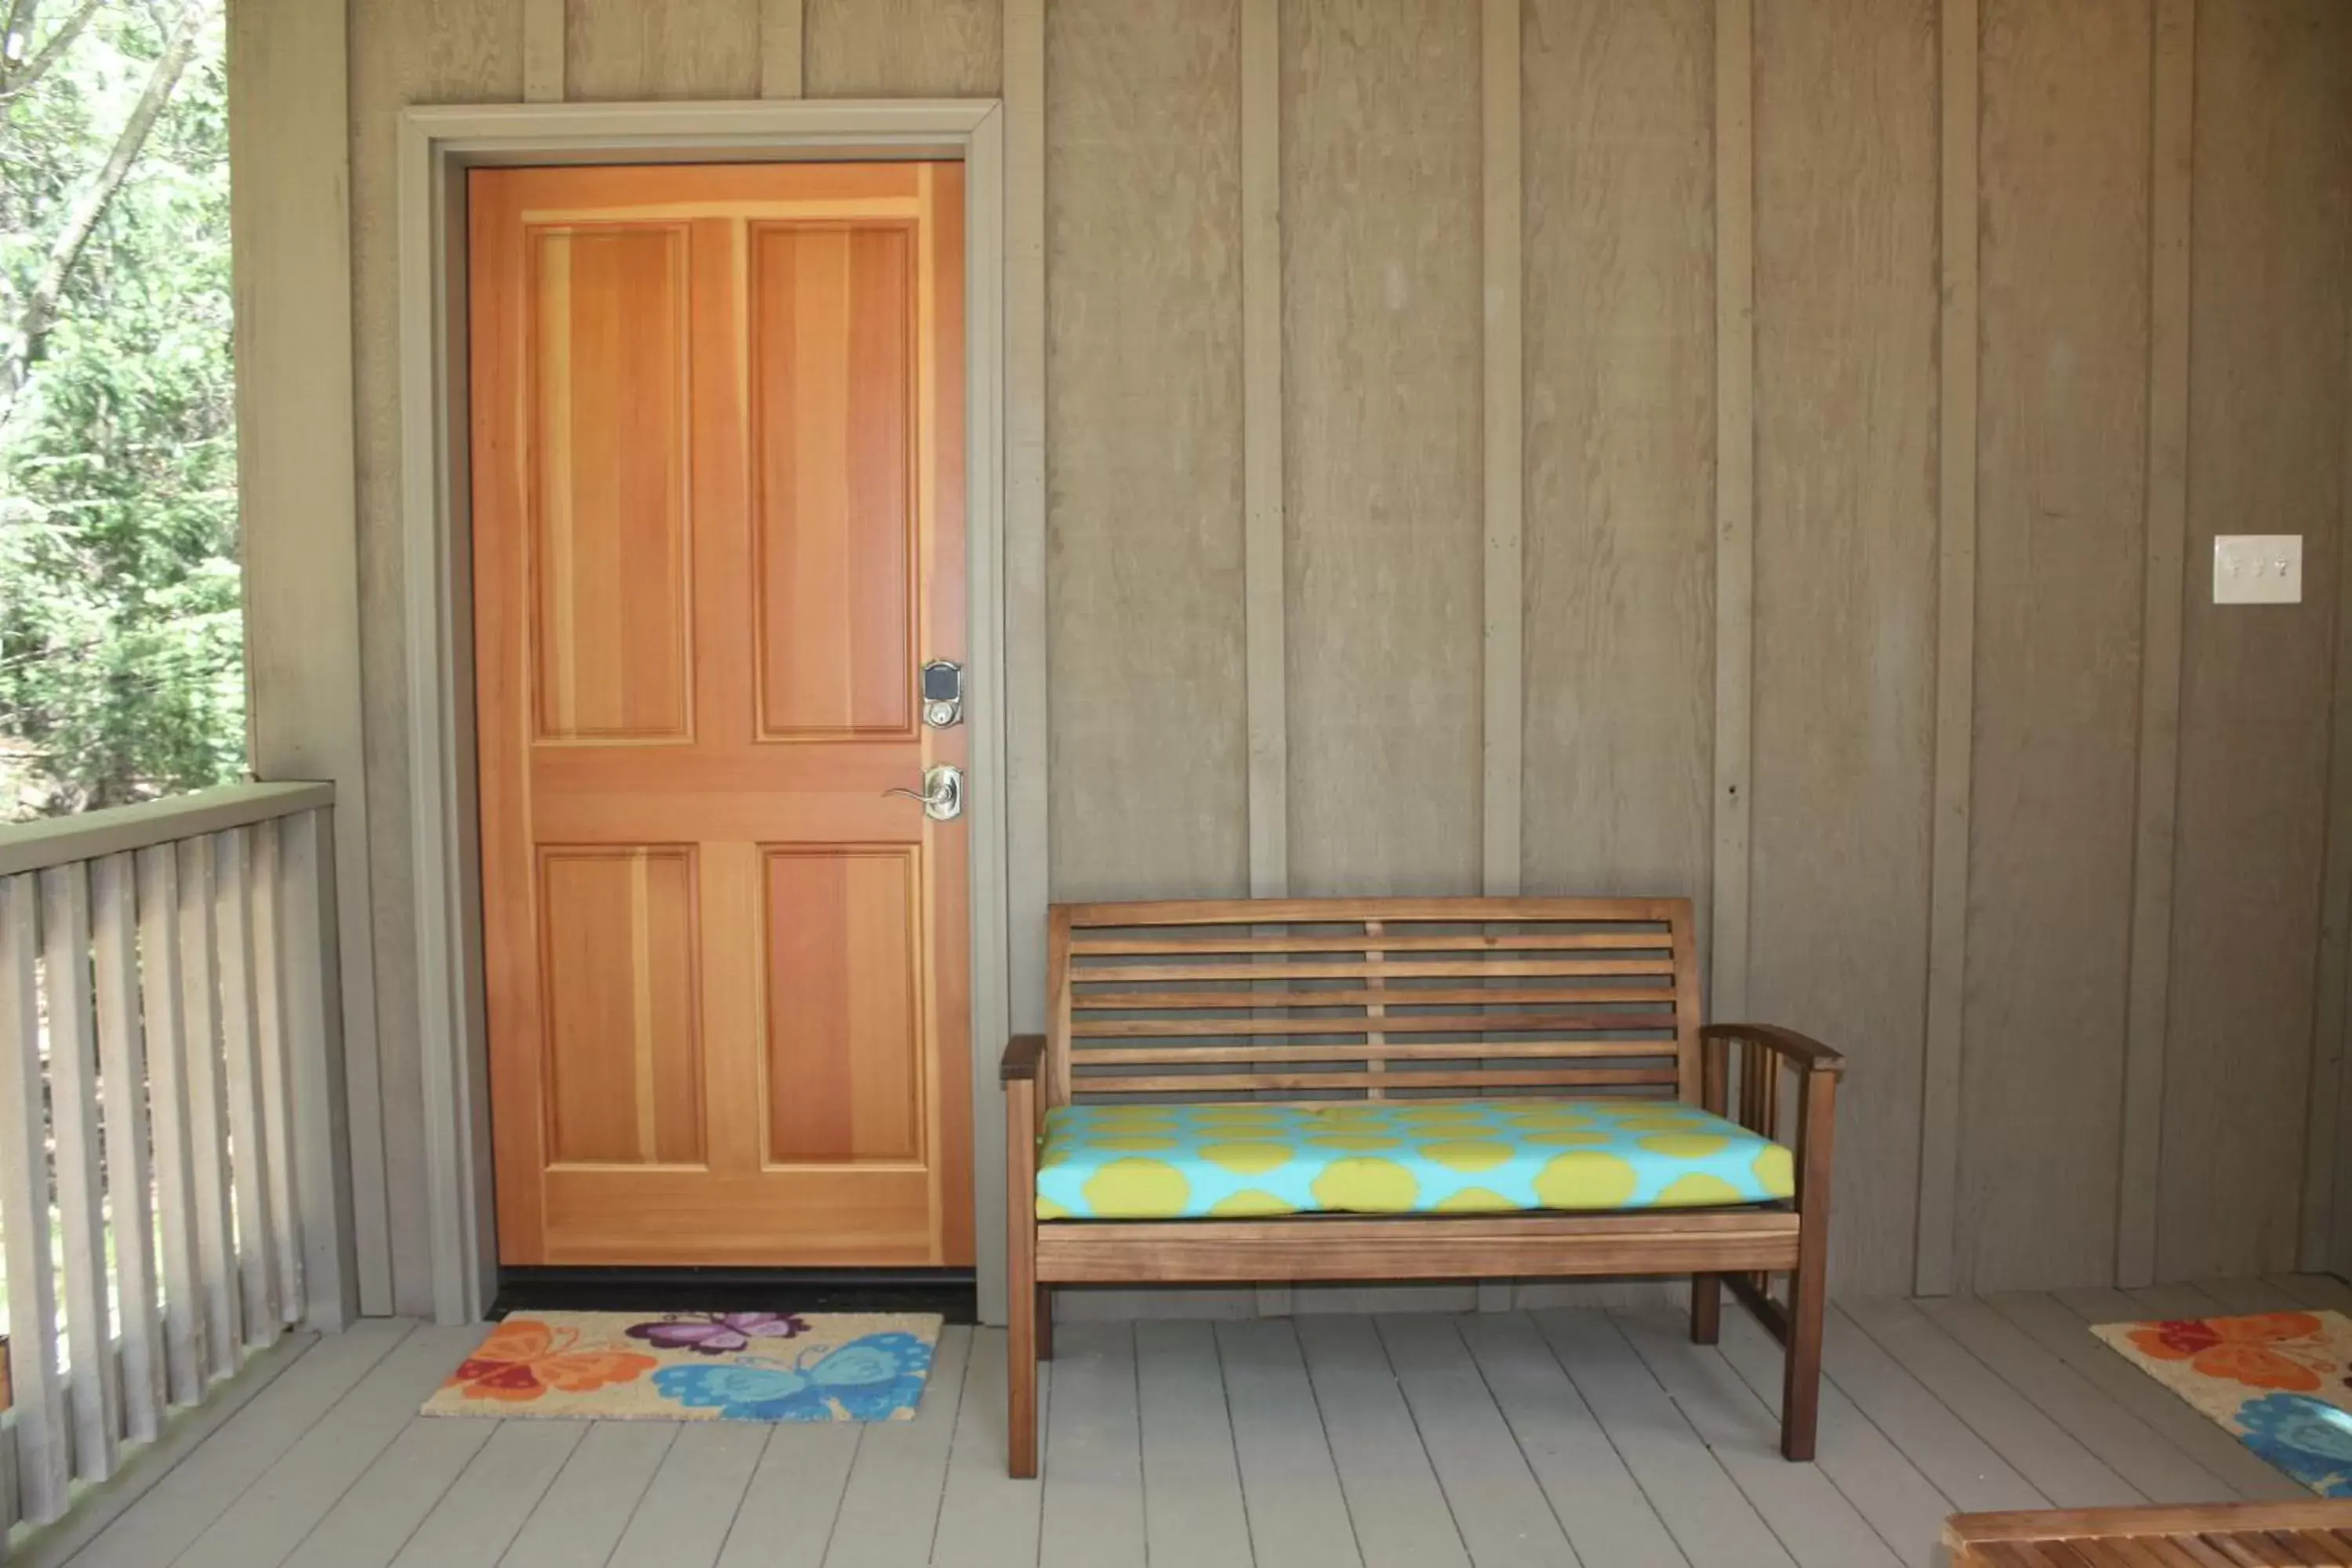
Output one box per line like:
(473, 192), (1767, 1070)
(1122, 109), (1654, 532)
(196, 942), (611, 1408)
(1033, 1097), (1795, 1220)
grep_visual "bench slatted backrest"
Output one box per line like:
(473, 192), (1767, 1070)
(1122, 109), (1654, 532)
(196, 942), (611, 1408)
(1045, 898), (1702, 1109)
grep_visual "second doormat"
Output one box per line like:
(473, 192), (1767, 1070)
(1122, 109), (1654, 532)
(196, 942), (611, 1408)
(421, 1310), (942, 1422)
(2094, 1308), (2352, 1495)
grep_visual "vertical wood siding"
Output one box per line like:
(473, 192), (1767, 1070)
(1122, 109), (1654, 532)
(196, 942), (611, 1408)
(1962, 0), (2153, 1292)
(344, 0), (528, 1318)
(2163, 0), (2352, 1281)
(1044, 0), (1249, 905)
(1520, 0), (1715, 916)
(1749, 0), (1939, 1297)
(1279, 0), (1485, 899)
(804, 0), (1002, 98)
(563, 0), (760, 100)
(296, 0), (2352, 1311)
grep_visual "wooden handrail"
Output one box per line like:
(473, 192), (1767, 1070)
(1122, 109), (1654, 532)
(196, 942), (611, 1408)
(0, 782), (333, 877)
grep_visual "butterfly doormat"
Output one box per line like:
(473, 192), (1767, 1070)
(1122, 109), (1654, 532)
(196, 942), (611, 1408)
(2093, 1309), (2352, 1495)
(420, 1310), (942, 1423)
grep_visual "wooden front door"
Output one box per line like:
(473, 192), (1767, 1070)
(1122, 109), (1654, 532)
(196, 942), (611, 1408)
(468, 163), (971, 1269)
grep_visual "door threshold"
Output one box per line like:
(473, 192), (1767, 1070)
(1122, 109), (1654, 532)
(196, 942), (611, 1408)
(493, 1265), (976, 1323)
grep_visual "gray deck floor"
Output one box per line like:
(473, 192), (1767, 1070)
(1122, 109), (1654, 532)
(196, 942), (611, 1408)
(46, 1275), (2349, 1568)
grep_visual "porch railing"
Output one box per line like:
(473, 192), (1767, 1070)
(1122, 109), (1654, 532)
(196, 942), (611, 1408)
(0, 782), (353, 1546)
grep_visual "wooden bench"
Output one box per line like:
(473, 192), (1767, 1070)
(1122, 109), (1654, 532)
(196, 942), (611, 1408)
(998, 896), (1843, 1477)
(1944, 1503), (2352, 1565)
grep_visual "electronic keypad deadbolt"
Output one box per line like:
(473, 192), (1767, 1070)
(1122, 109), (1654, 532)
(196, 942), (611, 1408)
(921, 660), (964, 728)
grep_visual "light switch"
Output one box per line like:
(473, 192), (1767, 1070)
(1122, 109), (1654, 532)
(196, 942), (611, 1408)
(2213, 535), (2302, 604)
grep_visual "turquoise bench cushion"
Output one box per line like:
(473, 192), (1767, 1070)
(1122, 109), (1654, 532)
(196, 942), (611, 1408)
(1034, 1097), (1794, 1221)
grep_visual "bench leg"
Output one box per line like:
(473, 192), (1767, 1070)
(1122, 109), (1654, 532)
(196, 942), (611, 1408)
(1691, 1272), (1722, 1344)
(1781, 1253), (1823, 1461)
(1037, 1285), (1054, 1361)
(1780, 1068), (1835, 1462)
(1006, 1069), (1041, 1479)
(1008, 1251), (1040, 1478)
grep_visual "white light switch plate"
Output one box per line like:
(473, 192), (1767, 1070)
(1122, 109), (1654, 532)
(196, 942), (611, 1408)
(2214, 534), (2302, 604)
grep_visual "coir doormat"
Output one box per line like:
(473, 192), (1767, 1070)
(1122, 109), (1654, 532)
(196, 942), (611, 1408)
(421, 1310), (942, 1422)
(2094, 1309), (2352, 1495)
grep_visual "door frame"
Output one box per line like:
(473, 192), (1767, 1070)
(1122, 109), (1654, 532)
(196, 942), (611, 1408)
(395, 100), (1013, 1327)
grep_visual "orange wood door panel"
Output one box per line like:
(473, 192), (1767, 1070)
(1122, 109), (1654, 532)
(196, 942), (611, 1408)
(470, 162), (971, 1268)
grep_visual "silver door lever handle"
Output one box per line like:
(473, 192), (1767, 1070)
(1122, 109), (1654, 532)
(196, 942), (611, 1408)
(883, 763), (963, 822)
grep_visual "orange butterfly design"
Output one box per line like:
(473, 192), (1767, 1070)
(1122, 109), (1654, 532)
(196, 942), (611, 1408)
(2127, 1312), (2332, 1393)
(442, 1319), (658, 1403)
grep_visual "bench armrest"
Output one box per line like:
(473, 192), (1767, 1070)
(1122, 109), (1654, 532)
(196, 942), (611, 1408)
(1700, 1022), (1845, 1076)
(1699, 1022), (1838, 1225)
(1000, 1034), (1047, 1083)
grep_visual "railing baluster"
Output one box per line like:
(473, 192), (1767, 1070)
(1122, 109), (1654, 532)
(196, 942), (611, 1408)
(176, 836), (240, 1382)
(2, 1414), (20, 1541)
(93, 851), (165, 1443)
(212, 826), (281, 1348)
(278, 809), (353, 1330)
(250, 819), (303, 1325)
(41, 862), (122, 1483)
(0, 873), (69, 1523)
(137, 844), (205, 1407)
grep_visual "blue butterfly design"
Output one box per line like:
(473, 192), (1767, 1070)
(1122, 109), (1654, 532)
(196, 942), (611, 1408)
(653, 1332), (935, 1421)
(2237, 1392), (2352, 1497)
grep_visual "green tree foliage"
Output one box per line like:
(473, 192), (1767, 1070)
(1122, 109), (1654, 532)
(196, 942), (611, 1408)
(0, 0), (239, 819)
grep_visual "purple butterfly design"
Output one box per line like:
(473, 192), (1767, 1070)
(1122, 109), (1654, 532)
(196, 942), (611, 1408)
(624, 1312), (811, 1355)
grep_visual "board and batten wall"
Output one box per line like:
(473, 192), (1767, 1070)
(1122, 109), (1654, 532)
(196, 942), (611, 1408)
(231, 0), (2351, 1316)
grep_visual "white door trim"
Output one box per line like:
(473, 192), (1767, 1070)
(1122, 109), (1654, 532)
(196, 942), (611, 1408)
(396, 100), (1013, 1326)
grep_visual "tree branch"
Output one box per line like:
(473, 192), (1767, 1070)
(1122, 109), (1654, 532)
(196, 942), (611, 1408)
(0, 0), (103, 100)
(0, 0), (41, 83)
(0, 0), (214, 430)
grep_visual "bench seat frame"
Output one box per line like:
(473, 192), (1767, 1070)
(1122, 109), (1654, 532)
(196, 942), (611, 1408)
(999, 897), (1842, 1477)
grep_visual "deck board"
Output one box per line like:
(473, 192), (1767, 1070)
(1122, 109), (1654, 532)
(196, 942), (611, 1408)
(1715, 1308), (1956, 1568)
(2118, 1283), (2235, 1320)
(2053, 1284), (2153, 1323)
(1615, 1306), (1901, 1566)
(1817, 1305), (2049, 1514)
(172, 1325), (485, 1568)
(1533, 1305), (1797, 1568)
(713, 1419), (858, 1568)
(1999, 1288), (2313, 1503)
(1375, 1313), (1579, 1566)
(1036, 1321), (1145, 1568)
(608, 1421), (770, 1567)
(1215, 1318), (1363, 1568)
(499, 1421), (680, 1568)
(1911, 1294), (2233, 1502)
(2269, 1273), (2352, 1312)
(278, 1417), (493, 1568)
(1458, 1310), (1688, 1567)
(1297, 1314), (1472, 1568)
(66, 1317), (412, 1568)
(2191, 1276), (2307, 1315)
(45, 1285), (2343, 1568)
(825, 1323), (971, 1568)
(1136, 1320), (1254, 1568)
(932, 1329), (1047, 1568)
(386, 1420), (586, 1568)
(1843, 1297), (2143, 1508)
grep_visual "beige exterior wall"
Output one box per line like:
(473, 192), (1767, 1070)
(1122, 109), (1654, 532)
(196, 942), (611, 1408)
(238, 0), (2352, 1314)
